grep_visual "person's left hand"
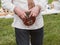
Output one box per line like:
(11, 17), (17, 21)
(29, 5), (41, 17)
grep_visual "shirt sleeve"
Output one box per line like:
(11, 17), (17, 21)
(34, 0), (48, 11)
(1, 0), (15, 12)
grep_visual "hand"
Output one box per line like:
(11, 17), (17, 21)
(14, 6), (26, 19)
(29, 5), (41, 17)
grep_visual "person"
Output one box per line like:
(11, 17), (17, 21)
(1, 0), (47, 45)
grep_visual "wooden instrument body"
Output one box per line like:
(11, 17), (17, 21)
(22, 12), (36, 26)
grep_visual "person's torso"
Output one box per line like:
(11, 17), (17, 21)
(12, 0), (44, 29)
(12, 0), (39, 10)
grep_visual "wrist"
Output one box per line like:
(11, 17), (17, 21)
(35, 5), (41, 10)
(14, 6), (20, 13)
(14, 6), (21, 16)
(14, 6), (18, 14)
(35, 5), (41, 13)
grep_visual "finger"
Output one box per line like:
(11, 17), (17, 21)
(29, 12), (33, 17)
(29, 8), (32, 11)
(32, 13), (36, 17)
(32, 13), (37, 17)
(21, 14), (26, 19)
(20, 15), (24, 19)
(27, 10), (31, 13)
(24, 13), (27, 16)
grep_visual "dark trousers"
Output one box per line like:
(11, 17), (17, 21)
(15, 27), (44, 45)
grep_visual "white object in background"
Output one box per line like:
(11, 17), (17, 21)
(52, 1), (60, 10)
(41, 9), (60, 15)
(5, 14), (13, 18)
(0, 16), (5, 18)
(46, 4), (51, 9)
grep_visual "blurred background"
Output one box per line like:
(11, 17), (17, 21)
(0, 0), (60, 45)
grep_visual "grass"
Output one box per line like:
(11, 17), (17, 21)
(0, 18), (16, 45)
(43, 14), (60, 45)
(0, 0), (60, 45)
(0, 0), (1, 8)
(0, 14), (60, 45)
(48, 0), (53, 3)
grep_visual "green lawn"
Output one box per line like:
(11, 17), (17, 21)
(44, 14), (60, 45)
(0, 14), (60, 45)
(0, 0), (1, 8)
(0, 18), (16, 45)
(48, 0), (53, 3)
(0, 0), (60, 45)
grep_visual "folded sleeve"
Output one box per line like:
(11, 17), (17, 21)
(34, 0), (48, 11)
(1, 0), (15, 12)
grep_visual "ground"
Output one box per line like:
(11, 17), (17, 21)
(0, 0), (60, 45)
(0, 14), (60, 45)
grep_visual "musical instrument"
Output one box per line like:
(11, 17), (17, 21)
(12, 0), (36, 26)
(22, 0), (36, 26)
(22, 11), (36, 26)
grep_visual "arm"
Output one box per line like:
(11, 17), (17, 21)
(29, 0), (47, 17)
(1, 0), (26, 19)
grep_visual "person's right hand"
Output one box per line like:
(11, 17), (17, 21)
(14, 6), (26, 19)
